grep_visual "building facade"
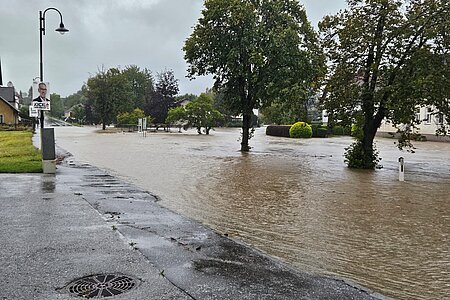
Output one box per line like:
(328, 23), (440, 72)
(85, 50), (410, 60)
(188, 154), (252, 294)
(378, 105), (450, 141)
(0, 96), (19, 125)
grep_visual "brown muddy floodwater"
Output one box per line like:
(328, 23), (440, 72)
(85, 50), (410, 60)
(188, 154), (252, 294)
(54, 126), (450, 300)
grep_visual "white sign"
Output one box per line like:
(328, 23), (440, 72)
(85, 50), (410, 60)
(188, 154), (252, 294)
(32, 101), (51, 111)
(29, 105), (38, 117)
(138, 118), (147, 137)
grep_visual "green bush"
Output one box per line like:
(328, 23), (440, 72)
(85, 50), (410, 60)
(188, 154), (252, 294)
(266, 125), (291, 137)
(289, 122), (312, 138)
(332, 125), (351, 136)
(311, 124), (328, 138)
(332, 125), (344, 135)
(344, 141), (381, 169)
(116, 108), (152, 126)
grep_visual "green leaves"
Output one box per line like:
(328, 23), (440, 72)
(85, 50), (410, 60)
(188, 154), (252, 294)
(87, 67), (133, 130)
(166, 93), (223, 134)
(116, 108), (146, 126)
(320, 0), (449, 168)
(185, 0), (323, 149)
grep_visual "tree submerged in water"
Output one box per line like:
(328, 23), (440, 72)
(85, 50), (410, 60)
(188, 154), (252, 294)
(166, 93), (223, 134)
(320, 0), (450, 169)
(184, 0), (324, 151)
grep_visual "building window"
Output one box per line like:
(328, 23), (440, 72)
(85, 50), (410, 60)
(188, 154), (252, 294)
(425, 107), (432, 125)
(0, 114), (4, 124)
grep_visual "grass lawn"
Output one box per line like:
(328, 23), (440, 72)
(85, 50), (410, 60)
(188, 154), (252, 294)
(0, 131), (42, 173)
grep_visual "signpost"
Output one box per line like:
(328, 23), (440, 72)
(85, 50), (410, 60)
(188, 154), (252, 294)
(31, 80), (55, 173)
(398, 157), (405, 182)
(138, 118), (147, 137)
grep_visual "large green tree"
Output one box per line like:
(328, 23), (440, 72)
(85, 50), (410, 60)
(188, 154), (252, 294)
(122, 65), (154, 110)
(86, 68), (133, 130)
(144, 69), (179, 123)
(184, 0), (324, 151)
(320, 0), (449, 169)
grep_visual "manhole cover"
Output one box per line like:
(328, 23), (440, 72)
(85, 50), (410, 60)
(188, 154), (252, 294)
(65, 274), (139, 298)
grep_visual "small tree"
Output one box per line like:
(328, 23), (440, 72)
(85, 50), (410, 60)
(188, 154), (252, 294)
(117, 108), (146, 126)
(185, 94), (223, 134)
(166, 93), (223, 134)
(166, 106), (187, 125)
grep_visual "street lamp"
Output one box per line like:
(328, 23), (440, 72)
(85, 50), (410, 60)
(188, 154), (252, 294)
(39, 7), (69, 128)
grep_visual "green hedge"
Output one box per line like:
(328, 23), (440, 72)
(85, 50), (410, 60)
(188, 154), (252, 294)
(311, 124), (328, 138)
(332, 125), (352, 136)
(289, 122), (312, 138)
(266, 125), (291, 137)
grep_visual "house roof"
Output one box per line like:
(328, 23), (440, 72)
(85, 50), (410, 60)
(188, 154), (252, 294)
(0, 95), (19, 113)
(0, 86), (15, 103)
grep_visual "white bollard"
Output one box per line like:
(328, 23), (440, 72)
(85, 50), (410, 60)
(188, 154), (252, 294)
(398, 157), (405, 182)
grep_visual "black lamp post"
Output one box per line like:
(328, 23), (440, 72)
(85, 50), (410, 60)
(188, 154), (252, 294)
(39, 7), (69, 128)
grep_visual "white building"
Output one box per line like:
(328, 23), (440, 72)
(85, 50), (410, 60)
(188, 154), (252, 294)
(378, 105), (450, 142)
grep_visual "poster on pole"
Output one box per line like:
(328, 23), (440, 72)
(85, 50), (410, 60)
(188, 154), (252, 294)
(29, 105), (38, 117)
(31, 81), (51, 111)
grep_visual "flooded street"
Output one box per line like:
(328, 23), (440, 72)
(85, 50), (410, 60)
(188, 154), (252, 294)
(54, 126), (450, 300)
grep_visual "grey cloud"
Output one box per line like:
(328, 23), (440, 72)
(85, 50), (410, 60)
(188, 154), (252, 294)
(1, 0), (345, 97)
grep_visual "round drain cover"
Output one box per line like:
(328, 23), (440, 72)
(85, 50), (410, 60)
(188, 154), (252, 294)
(66, 274), (139, 298)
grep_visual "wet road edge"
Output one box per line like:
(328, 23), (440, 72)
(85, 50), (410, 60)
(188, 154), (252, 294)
(58, 156), (389, 300)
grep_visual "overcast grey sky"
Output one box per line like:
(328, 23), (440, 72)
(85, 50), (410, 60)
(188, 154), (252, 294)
(0, 0), (346, 97)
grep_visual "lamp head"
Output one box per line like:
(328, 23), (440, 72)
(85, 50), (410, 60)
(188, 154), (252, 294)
(55, 22), (69, 35)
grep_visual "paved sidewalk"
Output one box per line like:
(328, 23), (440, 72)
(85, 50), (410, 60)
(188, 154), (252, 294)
(0, 160), (386, 300)
(0, 167), (189, 300)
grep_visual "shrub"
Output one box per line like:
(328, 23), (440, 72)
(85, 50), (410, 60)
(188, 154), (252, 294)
(289, 122), (312, 138)
(311, 124), (328, 138)
(344, 141), (381, 169)
(332, 125), (344, 135)
(266, 125), (291, 137)
(116, 108), (146, 126)
(332, 125), (352, 136)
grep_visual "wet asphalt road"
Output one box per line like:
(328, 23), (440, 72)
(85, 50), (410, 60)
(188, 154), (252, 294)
(0, 156), (386, 299)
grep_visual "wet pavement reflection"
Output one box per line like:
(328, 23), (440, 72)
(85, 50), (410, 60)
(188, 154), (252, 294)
(54, 126), (450, 300)
(42, 175), (56, 194)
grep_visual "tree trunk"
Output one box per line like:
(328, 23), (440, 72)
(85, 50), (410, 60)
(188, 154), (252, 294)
(241, 113), (252, 152)
(102, 122), (106, 130)
(361, 118), (378, 168)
